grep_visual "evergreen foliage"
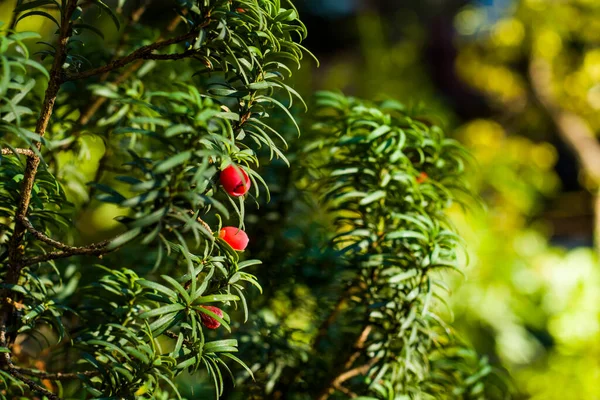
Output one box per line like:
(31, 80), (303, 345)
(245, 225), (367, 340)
(0, 1), (509, 399)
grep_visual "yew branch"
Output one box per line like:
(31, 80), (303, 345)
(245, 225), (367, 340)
(67, 29), (201, 81)
(1, 148), (35, 157)
(12, 366), (100, 380)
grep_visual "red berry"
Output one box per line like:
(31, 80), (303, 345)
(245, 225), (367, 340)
(416, 172), (428, 184)
(219, 227), (249, 251)
(220, 165), (251, 197)
(200, 305), (223, 330)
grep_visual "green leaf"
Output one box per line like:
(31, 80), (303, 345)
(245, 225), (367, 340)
(139, 282), (177, 303)
(164, 124), (195, 138)
(90, 0), (121, 31)
(359, 190), (386, 205)
(161, 275), (191, 304)
(73, 23), (105, 39)
(221, 352), (254, 379)
(154, 151), (191, 174)
(385, 230), (428, 242)
(14, 0), (59, 13)
(195, 294), (239, 304)
(203, 339), (237, 353)
(16, 11), (60, 29)
(106, 227), (142, 250)
(140, 304), (185, 319)
(388, 269), (419, 284)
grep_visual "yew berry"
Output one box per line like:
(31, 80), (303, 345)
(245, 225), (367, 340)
(416, 172), (428, 184)
(220, 165), (251, 197)
(219, 226), (249, 251)
(200, 305), (223, 330)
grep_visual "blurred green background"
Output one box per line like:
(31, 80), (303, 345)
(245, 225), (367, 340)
(3, 0), (600, 398)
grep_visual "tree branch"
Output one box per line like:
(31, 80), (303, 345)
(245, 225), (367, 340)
(19, 215), (114, 266)
(100, 0), (151, 82)
(316, 325), (373, 400)
(78, 12), (184, 126)
(21, 218), (107, 252)
(343, 325), (372, 370)
(22, 243), (112, 266)
(142, 50), (198, 60)
(67, 29), (202, 81)
(0, 318), (62, 400)
(12, 366), (99, 380)
(312, 287), (351, 350)
(164, 330), (193, 346)
(1, 148), (35, 157)
(3, 0), (79, 351)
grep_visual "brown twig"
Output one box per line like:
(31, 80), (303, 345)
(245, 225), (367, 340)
(0, 318), (62, 400)
(77, 12), (187, 204)
(21, 218), (108, 252)
(78, 2), (158, 125)
(316, 325), (374, 400)
(22, 242), (112, 266)
(343, 325), (372, 370)
(99, 0), (151, 82)
(329, 359), (379, 398)
(67, 29), (201, 81)
(7, 0), (78, 256)
(20, 216), (113, 265)
(12, 366), (100, 380)
(1, 148), (35, 157)
(196, 217), (213, 234)
(4, 1), (79, 350)
(164, 330), (193, 346)
(142, 50), (198, 60)
(312, 290), (350, 349)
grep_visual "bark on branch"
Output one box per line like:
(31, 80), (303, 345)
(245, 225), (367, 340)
(0, 317), (62, 400)
(20, 218), (108, 253)
(12, 366), (100, 380)
(316, 325), (374, 400)
(1, 148), (35, 157)
(67, 29), (202, 81)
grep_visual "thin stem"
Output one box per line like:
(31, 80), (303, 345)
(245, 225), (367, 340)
(12, 366), (99, 380)
(21, 218), (107, 252)
(100, 0), (151, 82)
(67, 29), (202, 81)
(78, 2), (159, 125)
(196, 217), (213, 234)
(142, 50), (197, 60)
(311, 287), (352, 350)
(1, 148), (35, 157)
(77, 12), (186, 204)
(7, 0), (78, 259)
(3, 0), (79, 352)
(22, 243), (112, 266)
(316, 325), (374, 400)
(343, 325), (372, 370)
(164, 330), (193, 346)
(0, 318), (62, 400)
(320, 359), (379, 400)
(19, 217), (113, 265)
